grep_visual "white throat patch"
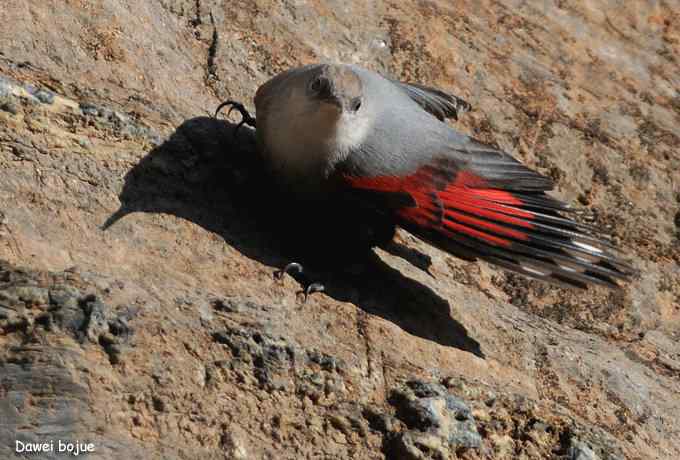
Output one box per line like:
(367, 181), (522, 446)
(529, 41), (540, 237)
(259, 87), (372, 182)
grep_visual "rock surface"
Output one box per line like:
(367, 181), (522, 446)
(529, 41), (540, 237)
(0, 1), (678, 459)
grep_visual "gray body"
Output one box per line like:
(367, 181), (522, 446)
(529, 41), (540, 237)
(248, 63), (630, 289)
(254, 63), (543, 194)
(255, 65), (456, 184)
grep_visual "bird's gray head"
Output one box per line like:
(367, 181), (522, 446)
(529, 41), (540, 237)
(257, 64), (372, 189)
(306, 65), (364, 115)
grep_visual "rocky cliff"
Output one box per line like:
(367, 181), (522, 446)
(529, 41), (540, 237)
(1, 1), (679, 459)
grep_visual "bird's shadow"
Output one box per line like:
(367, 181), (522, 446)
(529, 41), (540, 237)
(103, 116), (483, 358)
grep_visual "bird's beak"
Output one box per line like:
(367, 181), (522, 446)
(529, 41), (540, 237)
(320, 95), (343, 111)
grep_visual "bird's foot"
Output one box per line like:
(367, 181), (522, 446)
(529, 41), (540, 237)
(274, 262), (303, 280)
(274, 262), (325, 303)
(214, 100), (257, 138)
(298, 282), (325, 303)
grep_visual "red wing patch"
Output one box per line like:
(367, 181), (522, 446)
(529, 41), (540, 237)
(343, 164), (632, 288)
(344, 166), (531, 248)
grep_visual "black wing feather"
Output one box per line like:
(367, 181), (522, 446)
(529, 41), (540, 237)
(392, 80), (472, 121)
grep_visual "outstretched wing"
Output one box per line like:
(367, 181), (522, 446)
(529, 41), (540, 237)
(391, 80), (472, 121)
(342, 140), (632, 288)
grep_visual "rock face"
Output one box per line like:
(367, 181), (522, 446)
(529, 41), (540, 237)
(0, 1), (678, 459)
(385, 381), (482, 458)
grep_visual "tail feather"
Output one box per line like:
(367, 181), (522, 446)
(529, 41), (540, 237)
(400, 213), (627, 289)
(397, 184), (632, 287)
(440, 203), (622, 266)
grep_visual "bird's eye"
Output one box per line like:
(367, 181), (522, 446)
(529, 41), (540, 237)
(351, 98), (362, 111)
(310, 78), (322, 92)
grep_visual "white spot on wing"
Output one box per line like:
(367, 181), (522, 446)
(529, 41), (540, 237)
(521, 264), (549, 277)
(572, 241), (603, 254)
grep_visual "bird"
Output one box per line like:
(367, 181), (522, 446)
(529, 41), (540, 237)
(215, 63), (632, 290)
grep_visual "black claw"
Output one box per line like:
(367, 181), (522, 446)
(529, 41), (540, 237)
(214, 100), (257, 138)
(306, 282), (325, 297)
(275, 262), (324, 302)
(274, 262), (304, 281)
(299, 283), (325, 303)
